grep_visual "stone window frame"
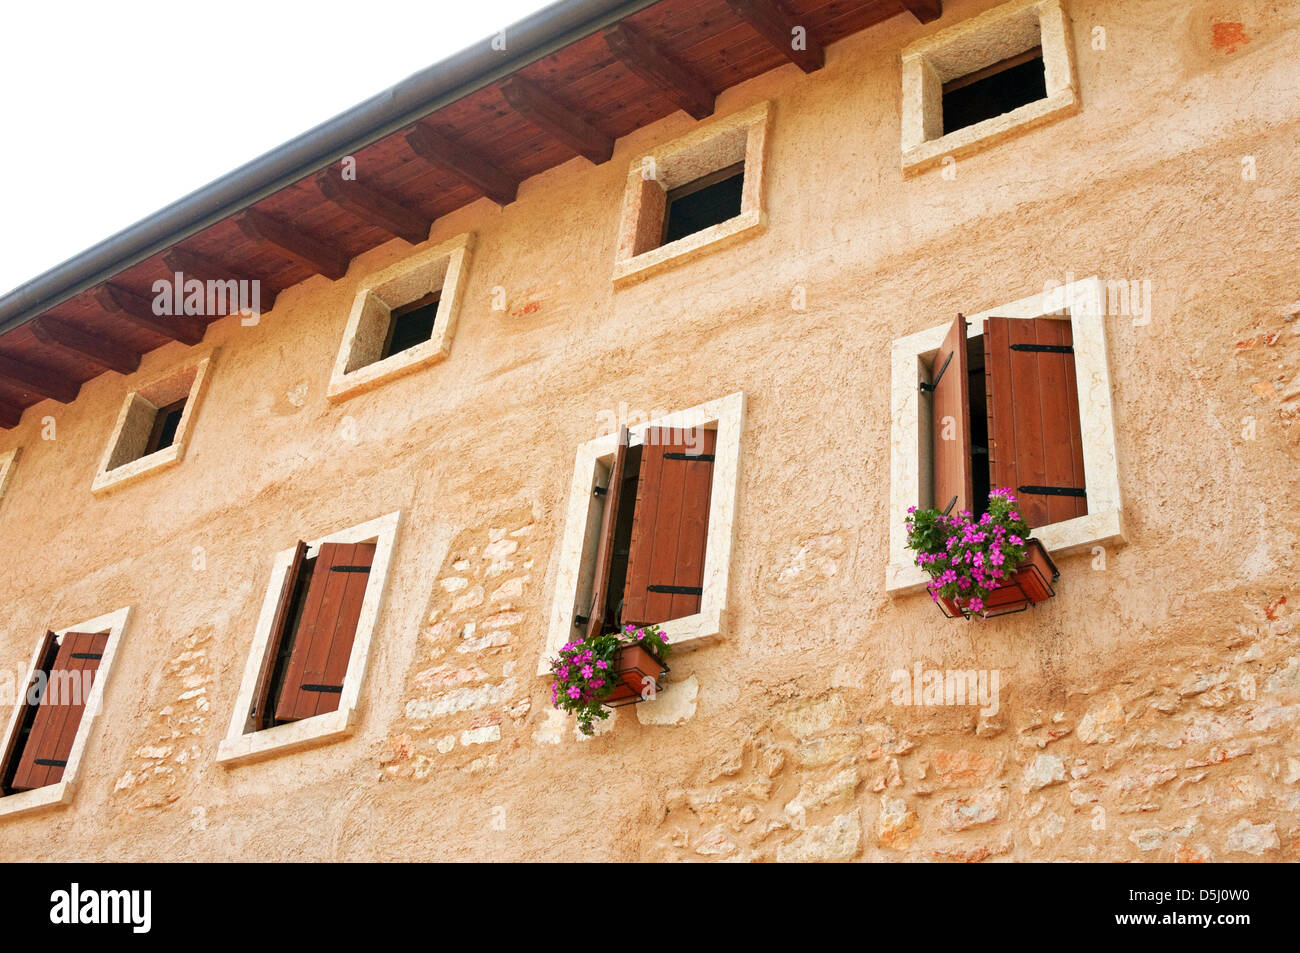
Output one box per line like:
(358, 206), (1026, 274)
(327, 232), (475, 402)
(612, 102), (770, 286)
(900, 0), (1079, 175)
(92, 350), (217, 495)
(886, 276), (1124, 594)
(0, 447), (17, 507)
(538, 391), (745, 675)
(0, 606), (132, 821)
(217, 510), (403, 766)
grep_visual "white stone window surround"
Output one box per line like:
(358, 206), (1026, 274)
(327, 232), (475, 402)
(538, 392), (746, 676)
(0, 447), (18, 506)
(217, 510), (402, 766)
(613, 101), (771, 286)
(0, 606), (132, 821)
(887, 276), (1124, 594)
(900, 0), (1079, 175)
(92, 351), (217, 495)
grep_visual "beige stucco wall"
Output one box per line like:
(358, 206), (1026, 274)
(0, 0), (1297, 861)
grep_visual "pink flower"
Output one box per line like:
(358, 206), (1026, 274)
(567, 686), (581, 699)
(582, 665), (594, 678)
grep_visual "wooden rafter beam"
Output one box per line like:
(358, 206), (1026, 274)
(724, 0), (825, 73)
(0, 353), (79, 404)
(404, 125), (519, 207)
(315, 171), (432, 245)
(603, 23), (715, 121)
(0, 400), (21, 429)
(499, 76), (614, 165)
(29, 317), (141, 376)
(235, 209), (350, 280)
(92, 283), (206, 346)
(163, 247), (280, 314)
(899, 0), (942, 24)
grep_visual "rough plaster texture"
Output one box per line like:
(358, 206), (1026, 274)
(0, 0), (1297, 860)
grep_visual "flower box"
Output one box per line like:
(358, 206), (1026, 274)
(602, 643), (670, 708)
(939, 538), (1059, 620)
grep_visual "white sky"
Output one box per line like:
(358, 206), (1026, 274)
(0, 0), (552, 297)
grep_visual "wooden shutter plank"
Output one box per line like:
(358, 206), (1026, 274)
(1, 631), (58, 794)
(671, 429), (716, 620)
(930, 314), (973, 516)
(644, 433), (690, 624)
(586, 427), (628, 639)
(12, 632), (106, 791)
(986, 316), (1088, 529)
(251, 540), (308, 729)
(621, 432), (665, 625)
(311, 543), (376, 718)
(273, 544), (336, 722)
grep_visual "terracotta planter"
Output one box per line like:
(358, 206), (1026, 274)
(938, 538), (1060, 620)
(602, 643), (669, 708)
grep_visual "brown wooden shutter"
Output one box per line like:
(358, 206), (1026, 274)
(251, 540), (308, 729)
(9, 631), (108, 792)
(928, 314), (974, 516)
(621, 427), (717, 626)
(985, 316), (1088, 528)
(1, 631), (59, 795)
(585, 427), (628, 639)
(274, 542), (376, 722)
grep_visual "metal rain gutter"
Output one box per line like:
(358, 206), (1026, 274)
(0, 0), (662, 336)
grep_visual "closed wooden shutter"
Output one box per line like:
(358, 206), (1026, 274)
(929, 314), (973, 516)
(586, 427), (628, 639)
(621, 427), (716, 626)
(9, 631), (108, 792)
(251, 540), (308, 729)
(275, 542), (376, 722)
(1, 631), (58, 795)
(985, 316), (1088, 528)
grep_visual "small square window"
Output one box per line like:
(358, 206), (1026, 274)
(218, 512), (401, 765)
(0, 607), (131, 821)
(613, 102), (770, 285)
(92, 352), (216, 495)
(327, 233), (473, 402)
(900, 0), (1079, 174)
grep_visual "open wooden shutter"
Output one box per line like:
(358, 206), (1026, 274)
(274, 541), (376, 722)
(250, 540), (308, 729)
(1, 631), (59, 795)
(621, 427), (716, 626)
(10, 631), (108, 792)
(985, 316), (1087, 528)
(928, 314), (974, 516)
(585, 427), (628, 639)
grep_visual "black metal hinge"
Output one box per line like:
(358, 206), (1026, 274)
(301, 684), (344, 693)
(664, 452), (715, 462)
(1018, 485), (1087, 498)
(573, 614), (589, 627)
(35, 759), (67, 768)
(648, 585), (703, 596)
(1010, 343), (1074, 354)
(71, 652), (103, 660)
(330, 565), (371, 573)
(919, 349), (954, 393)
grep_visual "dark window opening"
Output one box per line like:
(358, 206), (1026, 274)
(942, 47), (1046, 135)
(261, 557), (317, 729)
(967, 335), (991, 517)
(0, 637), (60, 797)
(602, 443), (643, 633)
(143, 398), (187, 457)
(382, 292), (441, 360)
(662, 161), (745, 247)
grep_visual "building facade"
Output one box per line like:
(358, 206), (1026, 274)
(0, 0), (1297, 861)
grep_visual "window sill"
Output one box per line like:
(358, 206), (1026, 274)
(612, 208), (766, 286)
(901, 87), (1079, 176)
(91, 443), (183, 495)
(0, 780), (74, 821)
(326, 338), (451, 402)
(216, 708), (355, 767)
